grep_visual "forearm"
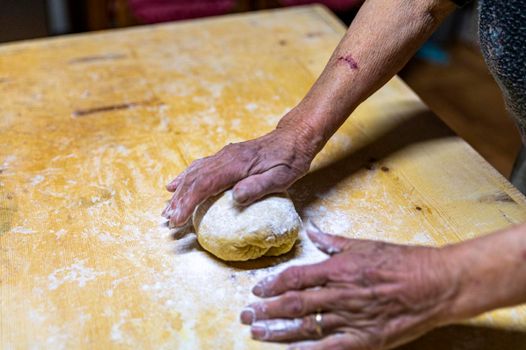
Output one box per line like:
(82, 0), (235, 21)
(278, 0), (456, 154)
(444, 222), (526, 322)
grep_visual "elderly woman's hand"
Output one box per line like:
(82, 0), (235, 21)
(162, 106), (321, 228)
(240, 223), (461, 349)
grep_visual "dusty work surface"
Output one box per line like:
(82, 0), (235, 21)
(1, 5), (526, 350)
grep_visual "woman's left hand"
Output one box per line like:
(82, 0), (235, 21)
(240, 223), (461, 350)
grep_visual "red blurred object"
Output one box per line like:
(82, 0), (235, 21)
(128, 0), (236, 23)
(279, 0), (364, 12)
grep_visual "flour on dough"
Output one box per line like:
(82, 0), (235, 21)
(193, 190), (301, 261)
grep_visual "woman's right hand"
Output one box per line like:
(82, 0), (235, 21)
(162, 107), (321, 227)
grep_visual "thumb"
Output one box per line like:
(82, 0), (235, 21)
(232, 167), (293, 205)
(165, 178), (179, 192)
(305, 221), (353, 255)
(165, 170), (187, 192)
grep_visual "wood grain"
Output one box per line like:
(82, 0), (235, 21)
(1, 5), (526, 349)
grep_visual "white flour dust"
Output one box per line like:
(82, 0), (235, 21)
(48, 259), (105, 290)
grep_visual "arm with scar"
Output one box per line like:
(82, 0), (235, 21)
(163, 0), (456, 227)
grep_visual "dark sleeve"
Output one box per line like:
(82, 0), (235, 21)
(450, 0), (472, 7)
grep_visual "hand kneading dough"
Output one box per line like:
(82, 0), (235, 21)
(193, 190), (301, 261)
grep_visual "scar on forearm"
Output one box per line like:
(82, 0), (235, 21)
(337, 54), (359, 70)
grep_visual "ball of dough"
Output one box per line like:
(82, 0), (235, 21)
(193, 190), (301, 261)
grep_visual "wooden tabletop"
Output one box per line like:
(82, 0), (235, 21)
(1, 5), (526, 349)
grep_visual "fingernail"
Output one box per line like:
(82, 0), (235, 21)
(240, 307), (255, 325)
(233, 189), (247, 205)
(252, 285), (264, 297)
(251, 323), (268, 340)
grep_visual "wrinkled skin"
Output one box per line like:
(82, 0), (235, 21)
(162, 108), (317, 227)
(240, 224), (460, 350)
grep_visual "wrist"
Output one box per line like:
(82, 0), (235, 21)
(431, 244), (471, 324)
(437, 239), (504, 324)
(442, 225), (526, 323)
(275, 103), (328, 160)
(416, 245), (464, 327)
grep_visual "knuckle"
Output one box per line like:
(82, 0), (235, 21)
(188, 156), (215, 171)
(197, 175), (214, 190)
(300, 315), (318, 337)
(272, 168), (293, 185)
(220, 142), (239, 154)
(326, 265), (346, 283)
(251, 303), (267, 319)
(284, 266), (304, 289)
(189, 158), (204, 169)
(270, 178), (290, 193)
(284, 292), (304, 316)
(186, 174), (212, 194)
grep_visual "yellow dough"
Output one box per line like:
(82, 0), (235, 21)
(193, 190), (301, 261)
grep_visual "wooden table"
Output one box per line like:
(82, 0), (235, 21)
(1, 5), (526, 349)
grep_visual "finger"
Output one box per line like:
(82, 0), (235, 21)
(165, 161), (196, 193)
(232, 166), (295, 205)
(162, 194), (179, 219)
(288, 333), (365, 350)
(168, 164), (244, 227)
(305, 221), (353, 255)
(250, 313), (346, 342)
(252, 263), (329, 298)
(168, 193), (191, 228)
(242, 289), (377, 326)
(163, 165), (196, 216)
(167, 183), (217, 227)
(242, 289), (345, 324)
(168, 209), (183, 228)
(163, 181), (184, 217)
(165, 177), (180, 192)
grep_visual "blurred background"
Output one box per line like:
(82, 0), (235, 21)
(0, 0), (520, 177)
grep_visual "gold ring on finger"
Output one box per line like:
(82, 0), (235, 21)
(314, 312), (323, 337)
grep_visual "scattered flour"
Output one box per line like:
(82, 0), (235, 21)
(244, 103), (258, 112)
(54, 229), (67, 239)
(11, 226), (35, 235)
(31, 175), (45, 186)
(2, 155), (16, 167)
(48, 259), (105, 290)
(110, 310), (130, 343)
